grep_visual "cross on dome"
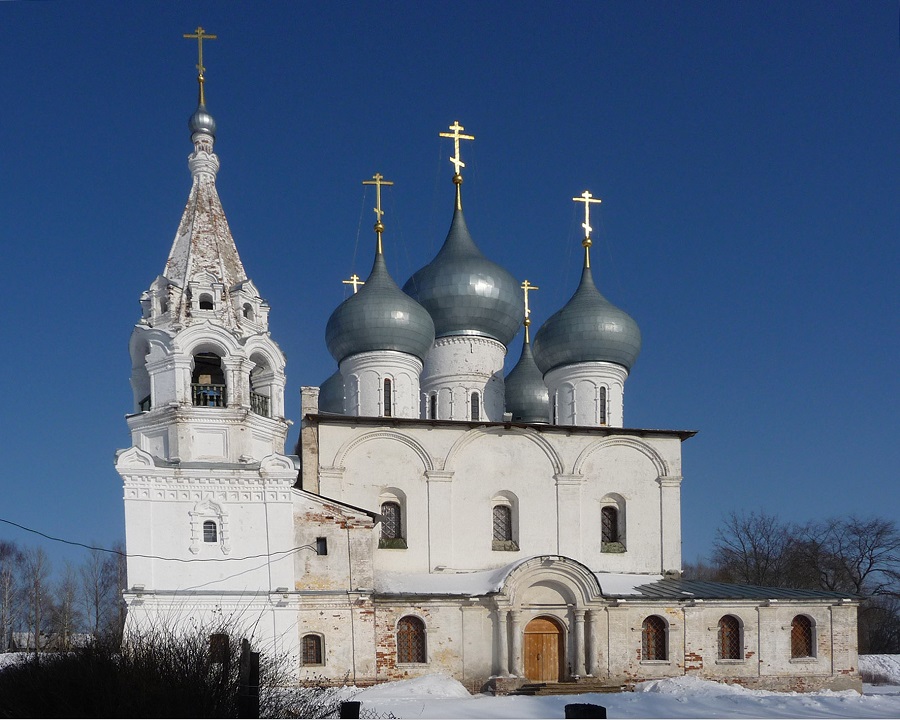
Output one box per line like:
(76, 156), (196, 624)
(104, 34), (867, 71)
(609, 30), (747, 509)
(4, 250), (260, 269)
(520, 279), (539, 342)
(573, 190), (602, 268)
(440, 121), (475, 177)
(362, 172), (394, 254)
(342, 274), (365, 294)
(183, 26), (217, 106)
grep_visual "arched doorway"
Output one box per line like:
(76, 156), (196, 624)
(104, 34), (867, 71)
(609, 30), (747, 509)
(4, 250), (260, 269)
(524, 616), (564, 682)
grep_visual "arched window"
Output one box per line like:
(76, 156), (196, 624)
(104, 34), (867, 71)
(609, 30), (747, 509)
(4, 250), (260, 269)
(379, 501), (406, 549)
(791, 615), (814, 658)
(471, 392), (480, 421)
(601, 506), (618, 544)
(396, 616), (426, 664)
(718, 615), (741, 660)
(383, 378), (392, 417)
(203, 520), (218, 543)
(642, 615), (667, 661)
(199, 293), (214, 310)
(430, 393), (437, 420)
(242, 303), (254, 320)
(192, 353), (227, 407)
(599, 386), (608, 425)
(302, 634), (323, 665)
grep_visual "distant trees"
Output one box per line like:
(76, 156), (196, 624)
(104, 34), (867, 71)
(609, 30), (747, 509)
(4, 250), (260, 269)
(685, 511), (900, 653)
(0, 540), (124, 652)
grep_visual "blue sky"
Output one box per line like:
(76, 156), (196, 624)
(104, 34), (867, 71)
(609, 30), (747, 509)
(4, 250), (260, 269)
(1, 2), (897, 572)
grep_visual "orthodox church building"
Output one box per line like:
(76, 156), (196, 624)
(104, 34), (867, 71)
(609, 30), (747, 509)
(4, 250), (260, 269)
(118, 51), (860, 693)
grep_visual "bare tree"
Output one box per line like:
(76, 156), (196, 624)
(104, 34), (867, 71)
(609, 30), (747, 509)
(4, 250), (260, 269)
(51, 563), (83, 651)
(711, 510), (795, 587)
(80, 548), (115, 639)
(0, 541), (25, 652)
(23, 547), (51, 655)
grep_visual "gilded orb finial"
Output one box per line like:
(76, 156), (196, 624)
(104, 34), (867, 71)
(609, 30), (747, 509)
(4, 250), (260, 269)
(363, 173), (394, 255)
(573, 190), (602, 269)
(183, 26), (217, 107)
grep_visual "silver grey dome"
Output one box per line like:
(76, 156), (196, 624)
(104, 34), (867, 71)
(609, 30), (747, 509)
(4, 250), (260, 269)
(403, 207), (521, 346)
(505, 336), (550, 423)
(326, 252), (435, 363)
(318, 370), (345, 414)
(533, 266), (641, 374)
(189, 103), (217, 137)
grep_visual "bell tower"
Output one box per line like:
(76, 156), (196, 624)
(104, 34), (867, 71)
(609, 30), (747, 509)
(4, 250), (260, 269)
(117, 31), (298, 652)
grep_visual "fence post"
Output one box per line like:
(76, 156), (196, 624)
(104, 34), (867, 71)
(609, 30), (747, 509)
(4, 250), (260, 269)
(564, 702), (606, 719)
(237, 638), (260, 719)
(340, 700), (362, 718)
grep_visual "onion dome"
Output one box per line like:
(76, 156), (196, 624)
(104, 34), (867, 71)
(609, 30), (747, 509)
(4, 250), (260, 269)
(533, 265), (642, 374)
(326, 251), (435, 364)
(505, 334), (550, 423)
(403, 207), (521, 345)
(318, 370), (345, 414)
(189, 103), (217, 137)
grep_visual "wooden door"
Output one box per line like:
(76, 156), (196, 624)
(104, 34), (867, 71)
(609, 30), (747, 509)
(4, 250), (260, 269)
(524, 616), (563, 682)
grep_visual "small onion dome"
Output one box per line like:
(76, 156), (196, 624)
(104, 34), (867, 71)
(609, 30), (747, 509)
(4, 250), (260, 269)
(326, 252), (435, 364)
(533, 266), (642, 375)
(189, 103), (217, 137)
(318, 370), (345, 414)
(504, 337), (550, 423)
(403, 208), (520, 346)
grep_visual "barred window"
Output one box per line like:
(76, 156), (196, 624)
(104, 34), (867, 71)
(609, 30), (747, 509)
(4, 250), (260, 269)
(493, 505), (512, 542)
(430, 393), (437, 420)
(381, 502), (402, 540)
(642, 615), (667, 661)
(383, 379), (392, 417)
(718, 615), (741, 660)
(397, 616), (426, 664)
(599, 386), (608, 425)
(203, 520), (218, 543)
(471, 392), (480, 421)
(302, 634), (323, 665)
(791, 615), (814, 658)
(601, 506), (618, 544)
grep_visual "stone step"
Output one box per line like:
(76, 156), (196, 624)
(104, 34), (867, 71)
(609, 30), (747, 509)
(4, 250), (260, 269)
(511, 682), (629, 696)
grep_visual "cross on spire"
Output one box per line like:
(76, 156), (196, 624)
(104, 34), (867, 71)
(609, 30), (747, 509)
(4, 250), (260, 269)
(343, 274), (365, 293)
(520, 279), (539, 343)
(439, 121), (475, 209)
(362, 172), (394, 254)
(573, 190), (602, 268)
(183, 26), (217, 106)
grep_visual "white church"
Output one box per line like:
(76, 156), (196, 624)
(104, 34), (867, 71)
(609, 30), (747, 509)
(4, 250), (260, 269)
(117, 46), (861, 693)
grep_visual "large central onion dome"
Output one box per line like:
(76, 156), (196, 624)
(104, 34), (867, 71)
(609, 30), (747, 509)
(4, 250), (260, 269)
(533, 265), (642, 375)
(326, 252), (435, 364)
(403, 208), (521, 346)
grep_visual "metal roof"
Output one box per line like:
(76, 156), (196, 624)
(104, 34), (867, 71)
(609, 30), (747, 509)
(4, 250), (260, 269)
(616, 578), (856, 602)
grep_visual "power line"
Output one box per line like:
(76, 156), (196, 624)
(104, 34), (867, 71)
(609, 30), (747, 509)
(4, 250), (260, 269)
(0, 516), (315, 564)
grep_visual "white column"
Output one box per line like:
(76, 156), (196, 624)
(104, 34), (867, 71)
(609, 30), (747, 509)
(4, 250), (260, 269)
(497, 609), (510, 676)
(573, 609), (586, 677)
(426, 471), (454, 570)
(658, 475), (683, 574)
(509, 610), (524, 677)
(585, 610), (597, 676)
(555, 474), (584, 557)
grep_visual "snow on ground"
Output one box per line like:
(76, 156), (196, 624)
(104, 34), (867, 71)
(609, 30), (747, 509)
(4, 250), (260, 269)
(860, 654), (900, 684)
(351, 671), (900, 719)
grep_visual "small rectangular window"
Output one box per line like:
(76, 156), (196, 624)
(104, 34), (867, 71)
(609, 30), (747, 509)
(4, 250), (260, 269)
(316, 537), (328, 556)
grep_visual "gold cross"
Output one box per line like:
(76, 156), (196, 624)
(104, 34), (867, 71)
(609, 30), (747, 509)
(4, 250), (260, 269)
(342, 274), (365, 293)
(439, 121), (475, 177)
(520, 280), (539, 322)
(362, 173), (394, 253)
(183, 26), (217, 104)
(573, 190), (602, 240)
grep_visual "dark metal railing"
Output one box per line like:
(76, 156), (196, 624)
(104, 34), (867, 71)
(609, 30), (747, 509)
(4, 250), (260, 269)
(250, 391), (270, 418)
(192, 383), (227, 407)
